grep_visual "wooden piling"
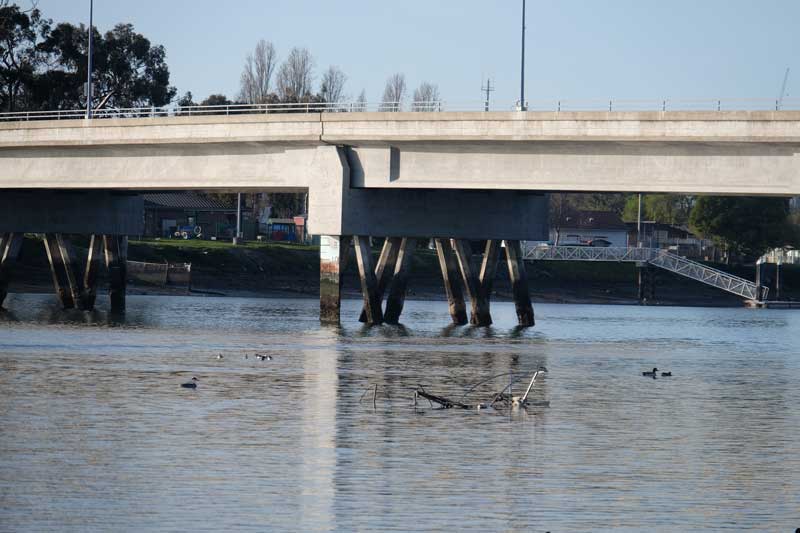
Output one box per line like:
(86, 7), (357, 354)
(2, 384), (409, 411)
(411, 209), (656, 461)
(474, 240), (500, 326)
(452, 239), (485, 325)
(384, 237), (416, 324)
(434, 238), (468, 325)
(43, 233), (76, 309)
(0, 233), (23, 308)
(354, 235), (383, 325)
(320, 235), (351, 324)
(104, 235), (128, 313)
(359, 237), (401, 322)
(504, 240), (534, 327)
(81, 234), (103, 310)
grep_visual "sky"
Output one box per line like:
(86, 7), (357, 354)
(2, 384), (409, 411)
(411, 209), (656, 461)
(33, 0), (800, 108)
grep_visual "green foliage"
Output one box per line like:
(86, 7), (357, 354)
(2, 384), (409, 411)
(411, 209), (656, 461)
(1, 5), (176, 112)
(622, 194), (693, 224)
(689, 197), (797, 259)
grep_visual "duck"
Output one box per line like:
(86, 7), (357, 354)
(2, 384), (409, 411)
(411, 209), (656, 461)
(642, 367), (658, 377)
(216, 354), (224, 360)
(661, 371), (672, 377)
(256, 354), (272, 361)
(181, 377), (198, 389)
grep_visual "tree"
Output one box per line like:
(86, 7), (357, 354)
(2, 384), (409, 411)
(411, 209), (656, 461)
(275, 47), (313, 101)
(689, 197), (797, 261)
(176, 91), (195, 107)
(238, 39), (276, 104)
(549, 193), (576, 245)
(412, 81), (439, 111)
(38, 21), (176, 109)
(0, 2), (49, 111)
(381, 73), (405, 111)
(200, 93), (232, 106)
(319, 65), (346, 104)
(355, 88), (367, 111)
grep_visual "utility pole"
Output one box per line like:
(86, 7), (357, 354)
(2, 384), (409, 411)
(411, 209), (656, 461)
(519, 0), (526, 108)
(637, 193), (643, 247)
(234, 193), (242, 245)
(481, 79), (495, 111)
(86, 0), (94, 119)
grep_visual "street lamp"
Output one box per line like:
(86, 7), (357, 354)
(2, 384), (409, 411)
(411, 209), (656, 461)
(86, 0), (94, 119)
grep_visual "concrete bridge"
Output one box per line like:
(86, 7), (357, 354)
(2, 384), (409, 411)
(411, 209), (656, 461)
(1, 110), (799, 324)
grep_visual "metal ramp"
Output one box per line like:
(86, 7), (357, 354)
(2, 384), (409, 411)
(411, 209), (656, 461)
(525, 245), (767, 301)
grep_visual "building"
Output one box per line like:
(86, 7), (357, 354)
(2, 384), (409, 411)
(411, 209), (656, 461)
(143, 193), (237, 239)
(551, 210), (628, 247)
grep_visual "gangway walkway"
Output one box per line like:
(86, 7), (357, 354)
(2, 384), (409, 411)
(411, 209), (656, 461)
(525, 245), (767, 302)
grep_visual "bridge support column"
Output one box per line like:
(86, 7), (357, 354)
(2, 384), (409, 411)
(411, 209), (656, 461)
(453, 239), (497, 327)
(435, 239), (467, 325)
(504, 240), (535, 327)
(359, 237), (401, 323)
(384, 238), (416, 325)
(81, 235), (103, 310)
(104, 235), (128, 313)
(0, 233), (23, 308)
(43, 233), (80, 309)
(320, 235), (350, 324)
(354, 235), (383, 325)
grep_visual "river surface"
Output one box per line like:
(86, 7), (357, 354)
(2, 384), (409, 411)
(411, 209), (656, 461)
(1, 293), (799, 532)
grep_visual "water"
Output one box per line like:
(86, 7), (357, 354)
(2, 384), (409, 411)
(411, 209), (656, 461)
(1, 293), (799, 532)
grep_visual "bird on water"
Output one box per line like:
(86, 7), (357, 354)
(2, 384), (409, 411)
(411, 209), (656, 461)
(181, 377), (198, 389)
(216, 354), (224, 360)
(661, 371), (672, 377)
(257, 354), (272, 361)
(642, 368), (658, 377)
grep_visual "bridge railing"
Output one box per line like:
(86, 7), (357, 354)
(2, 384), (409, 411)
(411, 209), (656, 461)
(1, 97), (798, 122)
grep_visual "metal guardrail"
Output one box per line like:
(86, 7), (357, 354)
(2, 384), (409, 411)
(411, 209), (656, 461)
(1, 97), (799, 122)
(526, 245), (767, 301)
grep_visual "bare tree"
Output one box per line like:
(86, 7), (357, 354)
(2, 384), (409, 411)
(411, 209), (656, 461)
(319, 65), (347, 106)
(238, 39), (277, 104)
(380, 73), (406, 111)
(275, 47), (314, 101)
(355, 89), (367, 112)
(412, 82), (440, 111)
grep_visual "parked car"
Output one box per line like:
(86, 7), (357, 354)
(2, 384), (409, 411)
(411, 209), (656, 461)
(588, 239), (612, 247)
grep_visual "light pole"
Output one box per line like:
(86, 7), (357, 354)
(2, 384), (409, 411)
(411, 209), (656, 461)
(518, 0), (527, 111)
(86, 0), (94, 119)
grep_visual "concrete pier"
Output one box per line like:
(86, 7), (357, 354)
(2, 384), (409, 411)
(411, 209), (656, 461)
(384, 238), (416, 325)
(434, 239), (468, 325)
(320, 235), (350, 324)
(104, 235), (128, 313)
(0, 233), (23, 308)
(354, 235), (383, 325)
(504, 240), (535, 327)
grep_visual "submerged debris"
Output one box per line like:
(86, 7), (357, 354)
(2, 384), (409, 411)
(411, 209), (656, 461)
(411, 367), (550, 412)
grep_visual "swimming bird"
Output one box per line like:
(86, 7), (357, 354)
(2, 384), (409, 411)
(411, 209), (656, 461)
(257, 354), (272, 361)
(642, 368), (658, 377)
(181, 377), (198, 389)
(661, 371), (672, 377)
(216, 354), (224, 360)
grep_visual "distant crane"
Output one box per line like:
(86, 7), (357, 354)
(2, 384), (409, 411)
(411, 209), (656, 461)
(777, 68), (790, 110)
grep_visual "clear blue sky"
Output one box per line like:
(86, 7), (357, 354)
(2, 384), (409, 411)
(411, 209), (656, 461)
(35, 0), (799, 106)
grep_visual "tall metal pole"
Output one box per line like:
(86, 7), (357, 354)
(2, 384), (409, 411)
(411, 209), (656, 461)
(519, 0), (526, 111)
(637, 193), (642, 247)
(86, 0), (94, 119)
(235, 192), (242, 245)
